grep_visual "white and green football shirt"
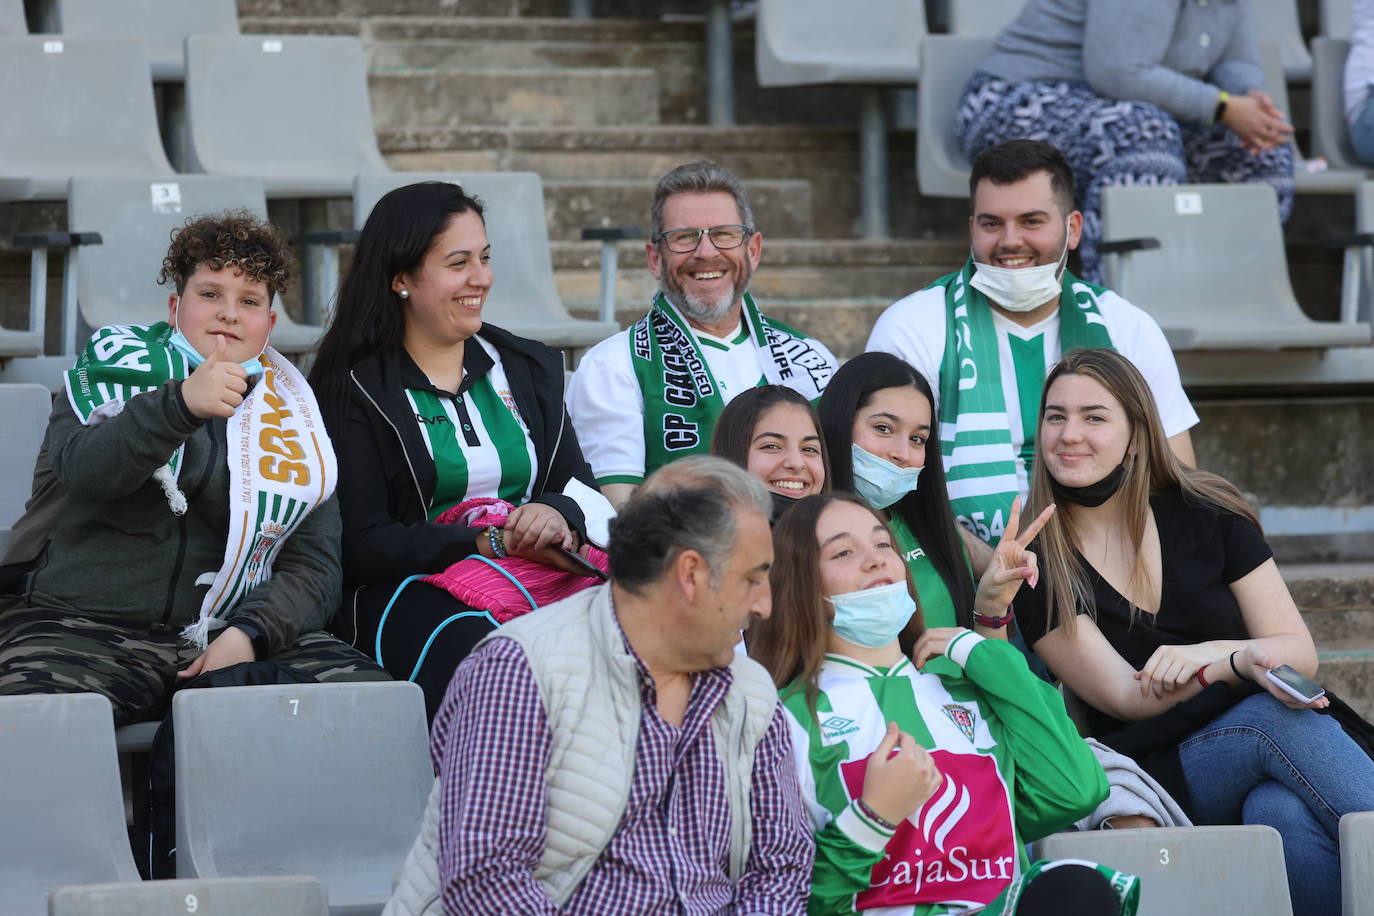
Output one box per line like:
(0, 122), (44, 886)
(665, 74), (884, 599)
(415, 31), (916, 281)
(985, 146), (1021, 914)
(405, 335), (537, 520)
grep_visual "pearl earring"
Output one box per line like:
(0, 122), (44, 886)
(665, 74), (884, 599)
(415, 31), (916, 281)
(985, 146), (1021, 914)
(398, 289), (409, 299)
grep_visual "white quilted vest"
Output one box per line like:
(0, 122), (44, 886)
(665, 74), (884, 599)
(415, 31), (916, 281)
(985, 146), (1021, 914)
(382, 583), (780, 913)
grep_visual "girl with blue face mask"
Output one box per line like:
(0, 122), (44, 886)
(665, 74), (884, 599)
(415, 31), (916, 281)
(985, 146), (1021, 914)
(818, 353), (1043, 635)
(746, 494), (1136, 916)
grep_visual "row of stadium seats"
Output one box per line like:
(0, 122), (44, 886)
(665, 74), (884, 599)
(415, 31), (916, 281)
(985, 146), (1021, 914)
(4, 686), (1374, 915)
(0, 685), (432, 916)
(0, 0), (239, 81)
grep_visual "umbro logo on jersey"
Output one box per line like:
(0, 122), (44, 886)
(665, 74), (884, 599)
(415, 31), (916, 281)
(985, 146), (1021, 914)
(821, 715), (859, 738)
(942, 704), (976, 743)
(415, 412), (451, 426)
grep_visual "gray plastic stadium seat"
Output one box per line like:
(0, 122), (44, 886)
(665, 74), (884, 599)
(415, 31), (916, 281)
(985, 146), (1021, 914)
(916, 36), (992, 198)
(947, 0), (1025, 36)
(0, 383), (50, 554)
(1034, 826), (1293, 915)
(0, 694), (142, 916)
(184, 35), (388, 197)
(1323, 0), (1354, 39)
(68, 176), (323, 353)
(0, 0), (24, 33)
(0, 37), (173, 201)
(49, 877), (329, 916)
(755, 0), (925, 86)
(1252, 0), (1313, 82)
(353, 172), (619, 350)
(1341, 811), (1374, 916)
(53, 0), (239, 81)
(174, 682), (432, 916)
(1100, 183), (1372, 350)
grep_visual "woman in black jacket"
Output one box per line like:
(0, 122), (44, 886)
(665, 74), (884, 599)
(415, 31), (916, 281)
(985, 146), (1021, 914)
(310, 181), (601, 718)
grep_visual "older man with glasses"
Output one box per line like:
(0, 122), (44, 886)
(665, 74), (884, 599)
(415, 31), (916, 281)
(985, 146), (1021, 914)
(568, 160), (839, 509)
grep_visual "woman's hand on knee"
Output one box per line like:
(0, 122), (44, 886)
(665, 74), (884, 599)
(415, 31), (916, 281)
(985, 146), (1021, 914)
(1222, 92), (1294, 154)
(503, 503), (575, 554)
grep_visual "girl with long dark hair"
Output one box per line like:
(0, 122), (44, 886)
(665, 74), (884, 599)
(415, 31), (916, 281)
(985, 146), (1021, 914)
(816, 352), (1041, 634)
(309, 181), (603, 718)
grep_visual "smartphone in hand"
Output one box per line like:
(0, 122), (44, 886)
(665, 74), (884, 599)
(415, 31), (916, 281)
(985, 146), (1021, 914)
(1265, 664), (1325, 704)
(556, 545), (608, 581)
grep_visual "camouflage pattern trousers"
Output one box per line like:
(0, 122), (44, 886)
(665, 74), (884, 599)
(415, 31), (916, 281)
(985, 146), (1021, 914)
(0, 607), (390, 726)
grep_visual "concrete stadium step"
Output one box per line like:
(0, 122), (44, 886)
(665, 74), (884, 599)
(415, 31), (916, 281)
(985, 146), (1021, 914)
(1288, 563), (1374, 649)
(1193, 398), (1374, 563)
(361, 18), (705, 122)
(382, 125), (933, 239)
(369, 66), (661, 131)
(542, 177), (813, 241)
(553, 238), (963, 357)
(237, 0), (644, 18)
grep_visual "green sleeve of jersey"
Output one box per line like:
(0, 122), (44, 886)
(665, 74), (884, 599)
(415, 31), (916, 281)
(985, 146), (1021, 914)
(807, 800), (894, 915)
(960, 639), (1109, 842)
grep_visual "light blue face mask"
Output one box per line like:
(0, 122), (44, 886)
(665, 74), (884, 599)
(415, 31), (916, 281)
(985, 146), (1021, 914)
(827, 581), (917, 649)
(850, 443), (922, 510)
(168, 328), (265, 376)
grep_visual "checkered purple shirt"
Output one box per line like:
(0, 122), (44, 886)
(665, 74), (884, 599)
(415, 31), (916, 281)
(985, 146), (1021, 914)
(430, 631), (813, 914)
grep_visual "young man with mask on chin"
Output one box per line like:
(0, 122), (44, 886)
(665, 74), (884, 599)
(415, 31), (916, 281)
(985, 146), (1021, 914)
(867, 140), (1197, 559)
(567, 161), (839, 510)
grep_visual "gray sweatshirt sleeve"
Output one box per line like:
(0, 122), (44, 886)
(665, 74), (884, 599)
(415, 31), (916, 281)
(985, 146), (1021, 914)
(1082, 0), (1224, 124)
(47, 380), (202, 498)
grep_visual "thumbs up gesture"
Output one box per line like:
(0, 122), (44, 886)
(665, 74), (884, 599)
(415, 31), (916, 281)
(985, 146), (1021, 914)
(181, 333), (248, 419)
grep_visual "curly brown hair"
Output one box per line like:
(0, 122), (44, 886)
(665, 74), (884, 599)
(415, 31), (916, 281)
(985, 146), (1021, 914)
(158, 210), (295, 300)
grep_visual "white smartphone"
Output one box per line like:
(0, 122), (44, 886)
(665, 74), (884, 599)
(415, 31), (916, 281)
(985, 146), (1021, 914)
(1265, 664), (1326, 704)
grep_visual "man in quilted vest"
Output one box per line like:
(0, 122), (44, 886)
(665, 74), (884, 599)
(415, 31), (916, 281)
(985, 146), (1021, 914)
(428, 455), (814, 913)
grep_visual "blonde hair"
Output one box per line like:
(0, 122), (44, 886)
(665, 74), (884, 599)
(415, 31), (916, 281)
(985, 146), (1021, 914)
(1026, 348), (1258, 633)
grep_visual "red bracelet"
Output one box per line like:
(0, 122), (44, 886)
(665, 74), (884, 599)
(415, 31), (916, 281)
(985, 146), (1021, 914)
(1196, 665), (1211, 688)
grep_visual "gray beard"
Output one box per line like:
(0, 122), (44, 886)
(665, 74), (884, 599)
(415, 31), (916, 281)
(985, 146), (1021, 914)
(661, 279), (746, 327)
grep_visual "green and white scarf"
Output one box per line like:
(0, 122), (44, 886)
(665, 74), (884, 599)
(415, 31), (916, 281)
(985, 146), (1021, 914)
(888, 514), (959, 630)
(65, 322), (337, 649)
(629, 291), (833, 475)
(936, 259), (1114, 544)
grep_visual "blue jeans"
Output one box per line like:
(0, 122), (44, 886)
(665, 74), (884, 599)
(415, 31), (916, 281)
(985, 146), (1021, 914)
(1350, 88), (1374, 167)
(1179, 692), (1374, 916)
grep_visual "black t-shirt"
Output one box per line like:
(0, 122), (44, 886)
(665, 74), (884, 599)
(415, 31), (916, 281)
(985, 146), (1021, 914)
(1016, 488), (1272, 738)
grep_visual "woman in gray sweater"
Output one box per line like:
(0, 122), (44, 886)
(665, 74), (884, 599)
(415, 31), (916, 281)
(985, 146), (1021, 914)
(957, 0), (1295, 284)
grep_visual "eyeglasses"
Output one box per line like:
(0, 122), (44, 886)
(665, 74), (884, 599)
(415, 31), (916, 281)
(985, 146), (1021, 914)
(653, 224), (753, 253)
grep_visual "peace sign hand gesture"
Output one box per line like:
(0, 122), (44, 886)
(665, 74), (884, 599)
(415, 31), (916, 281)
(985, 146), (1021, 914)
(972, 496), (1055, 620)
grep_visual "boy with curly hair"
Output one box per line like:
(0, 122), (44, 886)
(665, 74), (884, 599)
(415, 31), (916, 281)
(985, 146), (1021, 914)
(0, 211), (387, 723)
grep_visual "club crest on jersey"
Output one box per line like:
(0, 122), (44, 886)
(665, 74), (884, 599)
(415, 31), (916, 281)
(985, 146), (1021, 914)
(942, 704), (976, 743)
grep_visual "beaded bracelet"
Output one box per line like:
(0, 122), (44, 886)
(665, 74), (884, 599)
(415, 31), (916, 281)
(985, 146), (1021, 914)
(486, 525), (507, 559)
(856, 797), (897, 832)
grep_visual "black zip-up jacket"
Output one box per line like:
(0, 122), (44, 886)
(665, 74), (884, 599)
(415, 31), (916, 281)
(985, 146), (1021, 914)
(320, 324), (598, 588)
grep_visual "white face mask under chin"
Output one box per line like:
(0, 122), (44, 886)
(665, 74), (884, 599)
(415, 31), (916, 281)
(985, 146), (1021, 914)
(969, 221), (1071, 313)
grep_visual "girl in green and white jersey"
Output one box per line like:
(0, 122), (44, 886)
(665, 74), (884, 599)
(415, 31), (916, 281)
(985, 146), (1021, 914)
(749, 494), (1138, 916)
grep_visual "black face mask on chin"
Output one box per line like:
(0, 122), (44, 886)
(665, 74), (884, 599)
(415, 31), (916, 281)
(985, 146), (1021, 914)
(1049, 463), (1128, 508)
(769, 490), (802, 525)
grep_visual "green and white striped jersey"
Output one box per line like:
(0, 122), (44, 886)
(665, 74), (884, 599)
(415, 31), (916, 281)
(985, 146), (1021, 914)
(781, 635), (1108, 915)
(405, 335), (537, 520)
